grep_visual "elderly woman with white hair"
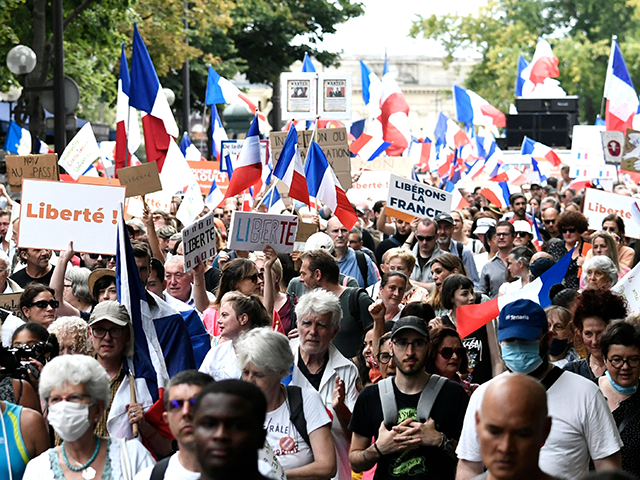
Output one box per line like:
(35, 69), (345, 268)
(235, 328), (337, 480)
(23, 355), (154, 480)
(48, 316), (93, 356)
(582, 255), (619, 291)
(63, 266), (94, 313)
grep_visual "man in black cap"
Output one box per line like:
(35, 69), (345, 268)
(434, 212), (479, 287)
(349, 316), (469, 480)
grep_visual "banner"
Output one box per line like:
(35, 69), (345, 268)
(19, 179), (126, 254)
(386, 173), (452, 223)
(6, 154), (59, 190)
(583, 188), (640, 239)
(58, 123), (101, 181)
(188, 160), (229, 195)
(613, 262), (640, 313)
(228, 211), (298, 254)
(117, 162), (162, 198)
(182, 211), (218, 272)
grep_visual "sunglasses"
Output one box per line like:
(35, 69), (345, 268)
(515, 231), (530, 238)
(88, 253), (114, 261)
(438, 347), (466, 360)
(416, 235), (436, 242)
(543, 219), (555, 224)
(214, 214), (223, 218)
(169, 398), (197, 411)
(561, 228), (577, 234)
(243, 273), (259, 283)
(30, 300), (59, 309)
(603, 226), (617, 233)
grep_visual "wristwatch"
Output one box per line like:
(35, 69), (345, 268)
(438, 432), (456, 454)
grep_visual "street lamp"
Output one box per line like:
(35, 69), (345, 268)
(6, 45), (37, 75)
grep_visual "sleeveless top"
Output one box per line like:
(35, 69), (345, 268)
(0, 402), (29, 479)
(0, 376), (15, 403)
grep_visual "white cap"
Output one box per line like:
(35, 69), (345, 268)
(513, 220), (533, 235)
(473, 217), (497, 235)
(304, 232), (335, 253)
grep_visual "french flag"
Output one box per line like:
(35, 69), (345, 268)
(4, 120), (31, 155)
(490, 164), (527, 186)
(466, 158), (486, 180)
(604, 38), (639, 133)
(205, 66), (266, 124)
(457, 248), (573, 338)
(305, 141), (358, 230)
(129, 24), (179, 173)
(205, 179), (224, 210)
(531, 207), (544, 252)
(223, 115), (262, 200)
(453, 85), (506, 128)
(515, 56), (529, 96)
(349, 133), (391, 162)
(409, 137), (433, 173)
(521, 38), (560, 87)
(360, 60), (382, 123)
(115, 43), (141, 172)
(434, 112), (471, 151)
(263, 185), (286, 214)
(379, 58), (411, 156)
(302, 52), (316, 72)
(480, 181), (511, 208)
(521, 136), (561, 166)
(272, 124), (310, 205)
(210, 106), (228, 161)
(36, 138), (53, 154)
(179, 132), (203, 161)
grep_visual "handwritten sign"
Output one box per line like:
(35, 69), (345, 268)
(58, 123), (100, 181)
(117, 162), (162, 198)
(228, 211), (298, 254)
(386, 173), (452, 223)
(583, 188), (640, 239)
(19, 179), (126, 254)
(6, 154), (59, 189)
(0, 293), (24, 320)
(182, 211), (218, 272)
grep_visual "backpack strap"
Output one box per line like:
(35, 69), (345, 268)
(378, 377), (398, 430)
(388, 236), (402, 247)
(150, 456), (172, 480)
(456, 241), (464, 259)
(287, 385), (310, 446)
(355, 250), (370, 288)
(540, 366), (564, 391)
(416, 374), (447, 423)
(348, 287), (367, 332)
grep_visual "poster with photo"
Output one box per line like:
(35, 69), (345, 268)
(281, 72), (317, 120)
(318, 73), (351, 120)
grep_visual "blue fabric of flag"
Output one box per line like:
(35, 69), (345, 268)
(538, 248), (574, 308)
(302, 53), (316, 73)
(119, 43), (131, 96)
(205, 66), (225, 105)
(613, 41), (635, 88)
(515, 56), (529, 96)
(350, 119), (366, 140)
(304, 142), (329, 198)
(179, 132), (191, 157)
(129, 24), (160, 114)
(273, 124), (298, 180)
(360, 61), (373, 105)
(434, 113), (448, 150)
(498, 181), (511, 206)
(453, 86), (473, 128)
(3, 121), (25, 154)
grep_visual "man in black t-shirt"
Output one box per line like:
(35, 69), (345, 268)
(349, 317), (469, 480)
(10, 248), (55, 287)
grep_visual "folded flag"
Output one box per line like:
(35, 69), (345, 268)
(4, 120), (31, 155)
(457, 248), (573, 338)
(349, 133), (391, 162)
(305, 141), (357, 230)
(272, 124), (309, 205)
(521, 136), (561, 166)
(210, 106), (228, 161)
(454, 85), (506, 128)
(380, 58), (411, 156)
(179, 132), (203, 161)
(604, 38), (639, 133)
(223, 115), (262, 199)
(205, 66), (266, 124)
(205, 179), (224, 210)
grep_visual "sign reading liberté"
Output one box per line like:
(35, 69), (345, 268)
(583, 188), (640, 239)
(19, 179), (126, 254)
(386, 173), (452, 223)
(228, 211), (299, 254)
(182, 211), (218, 272)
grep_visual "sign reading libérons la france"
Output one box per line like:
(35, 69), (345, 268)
(386, 173), (452, 223)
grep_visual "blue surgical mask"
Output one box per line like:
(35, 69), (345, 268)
(501, 340), (543, 374)
(605, 370), (638, 396)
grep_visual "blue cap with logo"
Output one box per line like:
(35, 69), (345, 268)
(498, 299), (548, 342)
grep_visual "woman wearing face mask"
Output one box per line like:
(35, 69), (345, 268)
(545, 305), (579, 367)
(564, 289), (628, 382)
(598, 321), (640, 478)
(498, 246), (533, 296)
(23, 355), (154, 480)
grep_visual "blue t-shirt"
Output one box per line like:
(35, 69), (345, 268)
(337, 248), (378, 288)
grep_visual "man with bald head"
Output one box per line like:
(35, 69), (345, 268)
(327, 216), (379, 288)
(474, 375), (553, 480)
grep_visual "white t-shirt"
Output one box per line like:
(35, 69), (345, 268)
(456, 370), (623, 480)
(498, 278), (522, 296)
(265, 386), (331, 471)
(198, 340), (241, 381)
(134, 453), (200, 480)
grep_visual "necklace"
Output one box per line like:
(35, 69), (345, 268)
(62, 436), (101, 480)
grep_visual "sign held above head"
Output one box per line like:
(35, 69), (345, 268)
(386, 173), (453, 223)
(228, 211), (299, 254)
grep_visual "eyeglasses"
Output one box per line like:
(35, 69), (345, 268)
(168, 398), (197, 411)
(543, 219), (555, 224)
(63, 283), (72, 289)
(377, 352), (392, 364)
(416, 235), (436, 242)
(91, 326), (126, 338)
(515, 231), (530, 238)
(607, 356), (640, 369)
(47, 393), (92, 406)
(561, 228), (577, 234)
(29, 300), (59, 309)
(495, 232), (512, 238)
(438, 347), (466, 360)
(88, 253), (114, 261)
(392, 339), (428, 350)
(243, 273), (258, 283)
(214, 214), (223, 218)
(603, 226), (618, 233)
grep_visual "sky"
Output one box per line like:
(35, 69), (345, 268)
(316, 0), (488, 57)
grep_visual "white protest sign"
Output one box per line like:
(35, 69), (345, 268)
(176, 182), (205, 226)
(228, 211), (299, 254)
(58, 123), (101, 180)
(571, 125), (605, 164)
(613, 262), (640, 313)
(19, 179), (126, 254)
(318, 73), (352, 120)
(220, 140), (269, 171)
(386, 173), (452, 223)
(347, 170), (391, 203)
(583, 188), (640, 239)
(602, 131), (625, 165)
(182, 211), (218, 272)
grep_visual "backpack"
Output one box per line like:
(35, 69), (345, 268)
(287, 385), (310, 446)
(150, 456), (171, 480)
(347, 287), (368, 332)
(378, 375), (447, 430)
(354, 250), (370, 288)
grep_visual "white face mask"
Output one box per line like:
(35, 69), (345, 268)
(48, 401), (92, 442)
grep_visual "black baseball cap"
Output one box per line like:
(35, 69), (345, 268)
(390, 316), (430, 340)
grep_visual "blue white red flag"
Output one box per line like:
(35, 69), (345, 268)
(380, 58), (411, 155)
(453, 85), (506, 128)
(115, 43), (141, 172)
(302, 53), (316, 73)
(360, 60), (382, 121)
(349, 133), (391, 162)
(223, 115), (262, 199)
(4, 120), (30, 155)
(521, 136), (561, 166)
(179, 132), (203, 161)
(434, 112), (470, 151)
(515, 56), (529, 96)
(263, 185), (286, 214)
(480, 181), (511, 208)
(205, 66), (266, 125)
(36, 138), (53, 154)
(272, 124), (309, 205)
(210, 106), (228, 161)
(604, 38), (640, 133)
(205, 179), (224, 210)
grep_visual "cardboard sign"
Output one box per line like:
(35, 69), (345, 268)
(296, 221), (318, 242)
(318, 73), (352, 120)
(228, 211), (298, 254)
(6, 154), (59, 189)
(281, 72), (317, 120)
(270, 127), (351, 189)
(182, 211), (218, 272)
(602, 131), (625, 165)
(117, 162), (162, 198)
(386, 173), (452, 223)
(583, 188), (640, 239)
(19, 179), (126, 254)
(0, 293), (25, 320)
(621, 129), (640, 173)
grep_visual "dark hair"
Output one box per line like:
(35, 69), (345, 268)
(509, 246), (534, 269)
(194, 379), (267, 426)
(277, 253), (297, 289)
(496, 220), (515, 235)
(551, 287), (579, 309)
(400, 302), (436, 323)
(556, 211), (589, 233)
(441, 274), (474, 310)
(429, 252), (467, 277)
(600, 321), (640, 359)
(12, 321), (50, 343)
(373, 200), (385, 215)
(223, 292), (271, 329)
(215, 259), (257, 306)
(426, 327), (469, 375)
(380, 271), (407, 289)
(19, 284), (56, 311)
(92, 274), (116, 302)
(573, 289), (628, 331)
(483, 225), (496, 252)
(509, 193), (526, 205)
(300, 249), (340, 284)
(170, 238), (183, 256)
(164, 370), (214, 409)
(131, 240), (152, 260)
(149, 257), (165, 282)
(602, 214), (626, 237)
